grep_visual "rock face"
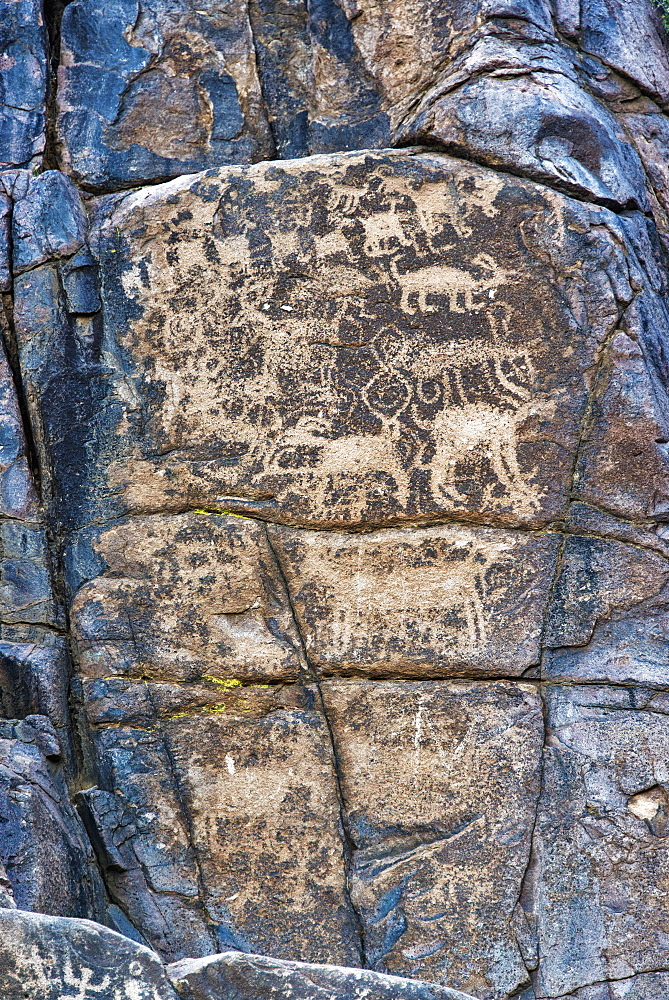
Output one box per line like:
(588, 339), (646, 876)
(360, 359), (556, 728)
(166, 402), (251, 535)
(322, 681), (543, 994)
(2, 2), (669, 1000)
(16, 149), (669, 537)
(0, 0), (48, 170)
(0, 715), (105, 919)
(0, 908), (477, 1000)
(166, 951), (477, 1000)
(0, 908), (180, 1000)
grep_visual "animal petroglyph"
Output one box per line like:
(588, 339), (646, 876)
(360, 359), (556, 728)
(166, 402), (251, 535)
(270, 521), (558, 676)
(264, 312), (544, 518)
(389, 253), (509, 314)
(99, 151), (592, 528)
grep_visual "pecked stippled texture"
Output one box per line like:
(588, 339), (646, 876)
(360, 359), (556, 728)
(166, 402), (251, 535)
(8, 138), (669, 997)
(13, 150), (669, 538)
(2, 2), (669, 1000)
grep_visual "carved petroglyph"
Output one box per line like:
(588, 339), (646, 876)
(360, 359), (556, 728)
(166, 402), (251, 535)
(96, 151), (596, 528)
(269, 524), (559, 676)
(389, 253), (506, 314)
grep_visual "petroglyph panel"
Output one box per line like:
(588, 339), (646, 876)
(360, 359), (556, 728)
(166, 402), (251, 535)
(161, 706), (360, 965)
(84, 701), (359, 965)
(269, 523), (560, 677)
(322, 680), (543, 996)
(79, 149), (619, 530)
(68, 513), (305, 685)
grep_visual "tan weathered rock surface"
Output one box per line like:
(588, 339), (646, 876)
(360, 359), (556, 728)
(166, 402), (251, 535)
(322, 680), (543, 997)
(69, 512), (305, 686)
(162, 708), (360, 964)
(3, 1), (669, 997)
(15, 150), (669, 537)
(79, 692), (360, 965)
(9, 131), (669, 995)
(270, 524), (559, 677)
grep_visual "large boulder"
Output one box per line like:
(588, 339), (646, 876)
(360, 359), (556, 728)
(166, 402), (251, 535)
(14, 150), (669, 535)
(0, 907), (179, 1000)
(167, 951), (477, 1000)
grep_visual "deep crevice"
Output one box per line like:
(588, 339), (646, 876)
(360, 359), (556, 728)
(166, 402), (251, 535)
(513, 685), (547, 993)
(143, 682), (222, 957)
(42, 0), (73, 172)
(0, 292), (43, 501)
(264, 523), (368, 969)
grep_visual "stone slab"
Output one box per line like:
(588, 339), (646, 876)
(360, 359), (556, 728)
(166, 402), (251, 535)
(161, 707), (360, 966)
(533, 685), (669, 997)
(270, 523), (559, 677)
(17, 150), (664, 534)
(83, 697), (360, 966)
(68, 512), (305, 685)
(167, 951), (477, 1000)
(321, 679), (543, 997)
